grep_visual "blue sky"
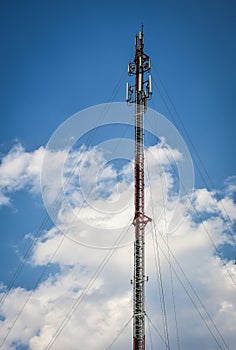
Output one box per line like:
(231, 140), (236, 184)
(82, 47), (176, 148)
(0, 1), (236, 349)
(1, 0), (235, 185)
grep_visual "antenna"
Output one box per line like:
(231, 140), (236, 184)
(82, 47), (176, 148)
(126, 26), (152, 350)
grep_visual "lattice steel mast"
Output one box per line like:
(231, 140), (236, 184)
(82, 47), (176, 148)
(126, 26), (152, 350)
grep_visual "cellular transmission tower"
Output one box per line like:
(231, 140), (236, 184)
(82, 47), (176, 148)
(126, 26), (153, 350)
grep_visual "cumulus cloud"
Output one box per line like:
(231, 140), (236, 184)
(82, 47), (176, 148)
(0, 142), (236, 350)
(0, 145), (44, 206)
(224, 176), (236, 196)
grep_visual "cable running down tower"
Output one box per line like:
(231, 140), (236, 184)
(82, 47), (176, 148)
(126, 26), (152, 350)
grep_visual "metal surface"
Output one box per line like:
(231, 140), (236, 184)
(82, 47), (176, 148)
(127, 26), (152, 350)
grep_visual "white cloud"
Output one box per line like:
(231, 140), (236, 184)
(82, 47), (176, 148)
(0, 143), (236, 349)
(0, 145), (44, 206)
(193, 188), (217, 213)
(224, 176), (236, 195)
(193, 186), (236, 223)
(218, 196), (236, 221)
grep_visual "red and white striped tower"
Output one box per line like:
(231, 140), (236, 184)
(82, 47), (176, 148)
(126, 26), (152, 350)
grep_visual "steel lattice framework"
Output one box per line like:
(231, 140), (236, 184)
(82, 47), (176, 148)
(126, 26), (152, 350)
